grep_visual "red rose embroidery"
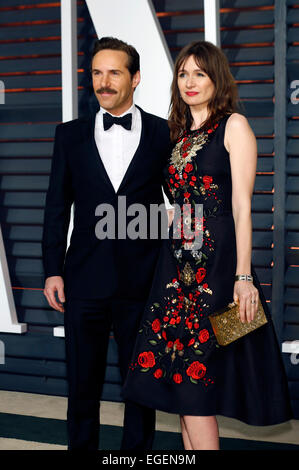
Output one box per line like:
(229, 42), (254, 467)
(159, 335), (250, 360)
(184, 192), (191, 199)
(203, 175), (213, 189)
(188, 338), (195, 347)
(173, 373), (183, 384)
(154, 368), (163, 379)
(198, 329), (210, 343)
(186, 361), (207, 380)
(174, 339), (184, 351)
(138, 351), (156, 369)
(170, 318), (176, 325)
(191, 176), (196, 181)
(167, 341), (173, 348)
(169, 165), (175, 174)
(185, 163), (193, 173)
(196, 267), (206, 283)
(152, 318), (161, 333)
(162, 330), (167, 340)
(175, 174), (180, 180)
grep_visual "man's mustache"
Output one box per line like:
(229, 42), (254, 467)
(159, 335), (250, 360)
(96, 88), (117, 94)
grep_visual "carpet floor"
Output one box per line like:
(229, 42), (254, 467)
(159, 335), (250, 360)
(0, 412), (299, 450)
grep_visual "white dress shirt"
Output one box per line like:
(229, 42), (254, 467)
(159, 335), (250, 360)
(95, 103), (141, 193)
(94, 103), (173, 209)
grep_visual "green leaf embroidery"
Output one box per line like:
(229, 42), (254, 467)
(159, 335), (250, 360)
(193, 190), (200, 196)
(153, 303), (160, 308)
(149, 340), (158, 346)
(138, 329), (143, 333)
(195, 349), (203, 355)
(190, 377), (198, 384)
(141, 368), (150, 372)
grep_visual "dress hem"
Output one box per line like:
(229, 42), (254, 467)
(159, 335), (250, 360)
(121, 390), (293, 427)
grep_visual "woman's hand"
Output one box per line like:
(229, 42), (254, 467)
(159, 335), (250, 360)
(233, 280), (259, 323)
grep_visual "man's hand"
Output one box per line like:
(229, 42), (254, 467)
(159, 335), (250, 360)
(43, 276), (65, 312)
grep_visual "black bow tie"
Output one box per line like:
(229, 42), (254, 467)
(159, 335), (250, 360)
(103, 112), (132, 131)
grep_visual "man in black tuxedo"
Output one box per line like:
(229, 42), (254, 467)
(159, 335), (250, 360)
(42, 37), (173, 450)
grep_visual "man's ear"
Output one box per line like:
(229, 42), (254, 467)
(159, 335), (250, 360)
(132, 70), (141, 90)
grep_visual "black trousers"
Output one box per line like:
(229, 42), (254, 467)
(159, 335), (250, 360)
(64, 295), (156, 450)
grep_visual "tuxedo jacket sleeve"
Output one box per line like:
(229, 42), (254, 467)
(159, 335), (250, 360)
(42, 123), (74, 279)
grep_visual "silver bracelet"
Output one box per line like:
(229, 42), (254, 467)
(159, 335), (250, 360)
(235, 274), (253, 282)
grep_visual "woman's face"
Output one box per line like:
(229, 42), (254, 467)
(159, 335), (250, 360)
(177, 55), (215, 110)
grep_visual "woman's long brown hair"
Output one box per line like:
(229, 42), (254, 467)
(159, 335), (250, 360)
(169, 41), (239, 142)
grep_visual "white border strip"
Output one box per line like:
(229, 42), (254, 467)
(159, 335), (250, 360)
(0, 226), (27, 333)
(204, 0), (220, 46)
(61, 0), (78, 122)
(53, 326), (65, 337)
(282, 341), (299, 354)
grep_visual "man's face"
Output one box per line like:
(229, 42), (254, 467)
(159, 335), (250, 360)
(91, 49), (140, 116)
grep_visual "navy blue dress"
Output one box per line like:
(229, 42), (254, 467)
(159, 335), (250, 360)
(122, 115), (293, 425)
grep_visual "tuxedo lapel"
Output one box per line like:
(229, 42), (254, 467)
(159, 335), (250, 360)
(84, 112), (117, 195)
(116, 106), (148, 194)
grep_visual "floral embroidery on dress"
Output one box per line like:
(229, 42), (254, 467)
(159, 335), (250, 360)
(130, 123), (223, 387)
(169, 132), (209, 177)
(129, 277), (217, 387)
(166, 123), (221, 217)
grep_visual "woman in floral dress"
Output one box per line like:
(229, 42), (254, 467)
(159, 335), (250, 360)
(122, 41), (293, 450)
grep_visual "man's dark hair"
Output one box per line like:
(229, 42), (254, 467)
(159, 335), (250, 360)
(91, 37), (140, 77)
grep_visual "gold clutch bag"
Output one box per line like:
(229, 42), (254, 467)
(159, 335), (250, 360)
(208, 298), (268, 346)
